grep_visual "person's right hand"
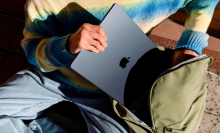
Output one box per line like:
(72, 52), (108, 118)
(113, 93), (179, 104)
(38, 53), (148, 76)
(67, 23), (108, 54)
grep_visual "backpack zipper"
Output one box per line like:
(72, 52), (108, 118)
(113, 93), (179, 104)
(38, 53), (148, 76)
(121, 55), (210, 133)
(148, 54), (209, 131)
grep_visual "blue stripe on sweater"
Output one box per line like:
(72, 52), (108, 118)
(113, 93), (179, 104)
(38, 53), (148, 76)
(25, 0), (187, 37)
(24, 39), (41, 69)
(45, 34), (75, 67)
(175, 30), (209, 55)
(185, 0), (220, 16)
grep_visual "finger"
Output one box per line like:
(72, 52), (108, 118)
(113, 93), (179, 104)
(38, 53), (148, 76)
(86, 30), (107, 48)
(87, 45), (100, 53)
(83, 23), (107, 41)
(88, 39), (105, 52)
(80, 35), (104, 52)
(81, 26), (107, 48)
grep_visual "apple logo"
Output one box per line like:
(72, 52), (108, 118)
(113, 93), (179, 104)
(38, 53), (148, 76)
(120, 57), (130, 69)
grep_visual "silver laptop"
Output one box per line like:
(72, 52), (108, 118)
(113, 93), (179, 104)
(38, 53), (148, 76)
(70, 3), (157, 105)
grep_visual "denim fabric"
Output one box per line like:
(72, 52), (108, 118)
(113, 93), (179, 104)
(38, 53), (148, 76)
(0, 67), (129, 133)
(28, 118), (68, 133)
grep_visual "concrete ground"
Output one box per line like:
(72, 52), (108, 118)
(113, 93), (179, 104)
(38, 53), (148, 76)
(198, 69), (220, 133)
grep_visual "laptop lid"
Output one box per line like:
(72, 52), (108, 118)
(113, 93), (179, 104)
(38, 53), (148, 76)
(70, 3), (157, 105)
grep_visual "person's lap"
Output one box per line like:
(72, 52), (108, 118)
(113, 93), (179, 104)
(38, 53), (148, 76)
(0, 67), (129, 133)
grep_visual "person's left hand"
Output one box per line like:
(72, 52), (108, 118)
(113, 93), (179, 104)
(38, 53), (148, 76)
(171, 48), (198, 67)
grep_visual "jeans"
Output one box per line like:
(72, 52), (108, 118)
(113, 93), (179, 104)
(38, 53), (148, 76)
(0, 67), (129, 133)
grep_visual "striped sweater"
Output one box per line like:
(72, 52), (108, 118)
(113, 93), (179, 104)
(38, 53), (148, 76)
(21, 0), (219, 93)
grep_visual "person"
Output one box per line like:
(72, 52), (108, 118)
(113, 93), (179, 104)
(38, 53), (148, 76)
(0, 0), (219, 132)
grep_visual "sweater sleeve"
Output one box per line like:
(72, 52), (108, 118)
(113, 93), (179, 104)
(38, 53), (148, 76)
(21, 1), (75, 72)
(175, 0), (219, 55)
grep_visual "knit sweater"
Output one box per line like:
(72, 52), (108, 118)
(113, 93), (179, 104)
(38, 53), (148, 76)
(21, 0), (219, 93)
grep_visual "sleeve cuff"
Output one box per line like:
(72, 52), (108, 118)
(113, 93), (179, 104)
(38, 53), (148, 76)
(45, 34), (75, 67)
(175, 30), (209, 55)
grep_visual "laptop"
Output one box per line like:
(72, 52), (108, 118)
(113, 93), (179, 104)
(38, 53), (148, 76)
(70, 3), (157, 106)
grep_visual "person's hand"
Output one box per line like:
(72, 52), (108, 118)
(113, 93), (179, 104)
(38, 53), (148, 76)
(67, 23), (108, 54)
(171, 48), (198, 67)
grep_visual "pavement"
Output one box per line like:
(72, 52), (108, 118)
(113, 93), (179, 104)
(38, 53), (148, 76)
(198, 69), (220, 133)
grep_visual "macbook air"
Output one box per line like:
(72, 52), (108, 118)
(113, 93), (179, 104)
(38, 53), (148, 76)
(70, 3), (157, 106)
